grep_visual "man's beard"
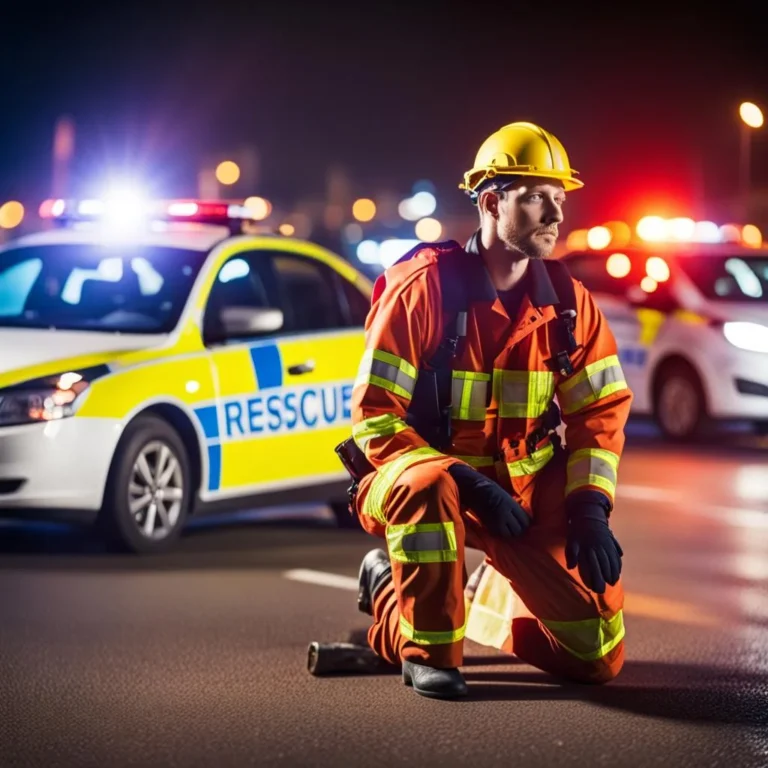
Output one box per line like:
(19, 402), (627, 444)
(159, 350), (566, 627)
(501, 227), (558, 260)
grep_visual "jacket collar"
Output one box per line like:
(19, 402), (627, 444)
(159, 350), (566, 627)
(463, 230), (560, 308)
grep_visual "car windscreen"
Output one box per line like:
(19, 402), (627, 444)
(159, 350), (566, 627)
(0, 243), (208, 333)
(677, 254), (768, 303)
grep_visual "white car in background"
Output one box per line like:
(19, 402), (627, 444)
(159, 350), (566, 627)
(561, 242), (768, 440)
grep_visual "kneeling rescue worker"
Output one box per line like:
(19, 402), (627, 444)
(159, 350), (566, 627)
(336, 121), (632, 699)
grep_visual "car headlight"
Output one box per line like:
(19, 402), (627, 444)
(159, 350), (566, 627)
(723, 322), (768, 354)
(0, 365), (109, 427)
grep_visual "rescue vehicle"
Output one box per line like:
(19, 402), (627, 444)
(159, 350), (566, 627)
(0, 196), (372, 551)
(560, 217), (768, 440)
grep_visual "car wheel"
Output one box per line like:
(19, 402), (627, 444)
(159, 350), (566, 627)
(330, 500), (362, 530)
(99, 415), (191, 553)
(653, 360), (707, 442)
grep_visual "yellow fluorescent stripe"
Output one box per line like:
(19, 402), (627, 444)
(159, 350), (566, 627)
(371, 349), (418, 379)
(566, 473), (616, 497)
(559, 355), (621, 393)
(568, 447), (620, 470)
(566, 447), (619, 497)
(387, 522), (457, 564)
(542, 610), (625, 661)
(362, 446), (443, 524)
(354, 349), (417, 400)
(561, 380), (628, 416)
(352, 413), (408, 452)
(495, 370), (554, 419)
(399, 616), (466, 645)
(367, 374), (412, 400)
(507, 442), (555, 477)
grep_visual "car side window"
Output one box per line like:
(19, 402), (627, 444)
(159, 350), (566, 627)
(203, 253), (279, 344)
(339, 277), (371, 326)
(270, 253), (345, 333)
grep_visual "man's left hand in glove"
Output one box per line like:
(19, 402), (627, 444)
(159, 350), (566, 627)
(565, 495), (623, 594)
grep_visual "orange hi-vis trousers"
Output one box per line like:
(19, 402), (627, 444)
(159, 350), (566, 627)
(354, 451), (625, 684)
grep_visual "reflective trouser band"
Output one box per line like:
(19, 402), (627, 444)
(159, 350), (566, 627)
(387, 522), (457, 563)
(451, 371), (491, 421)
(507, 442), (555, 477)
(362, 446), (444, 525)
(354, 349), (418, 401)
(400, 615), (466, 645)
(352, 413), (408, 453)
(541, 610), (625, 661)
(565, 447), (620, 498)
(495, 370), (554, 419)
(558, 355), (628, 415)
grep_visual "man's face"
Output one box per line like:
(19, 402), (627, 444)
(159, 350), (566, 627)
(482, 178), (566, 259)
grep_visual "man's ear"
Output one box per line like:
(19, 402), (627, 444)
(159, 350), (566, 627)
(478, 190), (499, 219)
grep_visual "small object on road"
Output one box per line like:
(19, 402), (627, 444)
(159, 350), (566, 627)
(307, 642), (390, 676)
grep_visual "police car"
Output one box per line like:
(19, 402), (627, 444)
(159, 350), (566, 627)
(561, 218), (768, 440)
(0, 198), (372, 552)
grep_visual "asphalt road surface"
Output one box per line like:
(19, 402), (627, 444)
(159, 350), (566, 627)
(2, 427), (767, 767)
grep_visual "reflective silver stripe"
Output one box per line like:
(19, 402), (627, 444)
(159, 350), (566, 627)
(354, 349), (418, 401)
(352, 413), (408, 453)
(566, 447), (620, 498)
(558, 355), (628, 415)
(451, 371), (490, 421)
(387, 522), (458, 563)
(494, 370), (554, 419)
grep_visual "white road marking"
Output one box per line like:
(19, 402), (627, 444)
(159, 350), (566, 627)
(282, 569), (722, 627)
(283, 568), (358, 591)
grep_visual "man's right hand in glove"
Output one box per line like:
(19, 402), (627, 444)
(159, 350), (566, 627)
(447, 463), (530, 538)
(565, 498), (623, 594)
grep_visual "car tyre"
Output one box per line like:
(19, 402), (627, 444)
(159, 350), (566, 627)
(99, 415), (191, 554)
(653, 360), (707, 442)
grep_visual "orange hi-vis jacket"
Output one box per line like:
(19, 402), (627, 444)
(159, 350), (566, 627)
(351, 233), (633, 522)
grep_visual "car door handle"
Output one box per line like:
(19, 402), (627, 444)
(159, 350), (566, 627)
(288, 360), (315, 375)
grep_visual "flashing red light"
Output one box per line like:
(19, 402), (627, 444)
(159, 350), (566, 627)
(37, 198), (252, 226)
(39, 198), (66, 219)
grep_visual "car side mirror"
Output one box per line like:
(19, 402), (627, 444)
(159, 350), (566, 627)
(220, 306), (284, 337)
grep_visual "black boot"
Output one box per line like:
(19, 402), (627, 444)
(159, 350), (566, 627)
(402, 660), (468, 699)
(357, 549), (392, 616)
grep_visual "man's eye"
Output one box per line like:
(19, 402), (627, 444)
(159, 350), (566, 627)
(527, 194), (543, 202)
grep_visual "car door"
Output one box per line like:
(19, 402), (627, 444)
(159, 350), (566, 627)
(265, 248), (366, 486)
(201, 246), (366, 498)
(201, 250), (289, 497)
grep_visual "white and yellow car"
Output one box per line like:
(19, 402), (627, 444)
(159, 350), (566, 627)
(561, 219), (768, 440)
(0, 200), (371, 552)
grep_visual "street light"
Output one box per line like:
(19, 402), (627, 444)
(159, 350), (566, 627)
(215, 160), (241, 186)
(738, 102), (764, 219)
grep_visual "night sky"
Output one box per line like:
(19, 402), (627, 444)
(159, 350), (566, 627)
(1, 1), (766, 228)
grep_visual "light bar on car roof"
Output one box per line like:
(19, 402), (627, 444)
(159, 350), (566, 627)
(39, 198), (256, 233)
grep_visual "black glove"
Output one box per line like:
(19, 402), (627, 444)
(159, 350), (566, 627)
(565, 498), (623, 594)
(447, 463), (530, 538)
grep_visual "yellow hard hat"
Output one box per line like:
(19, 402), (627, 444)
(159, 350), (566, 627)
(460, 121), (584, 200)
